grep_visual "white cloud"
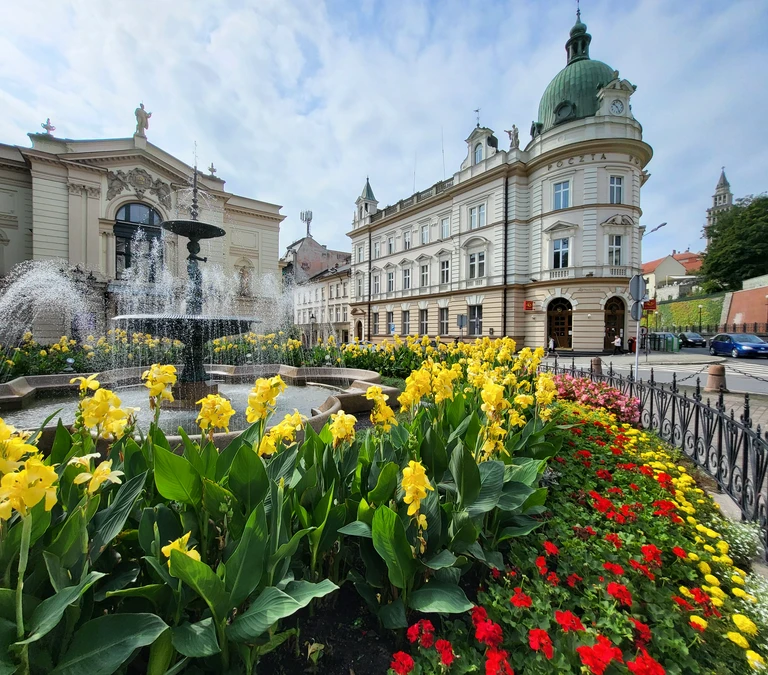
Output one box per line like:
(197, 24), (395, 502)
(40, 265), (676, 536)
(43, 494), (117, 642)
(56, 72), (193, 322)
(1, 0), (765, 263)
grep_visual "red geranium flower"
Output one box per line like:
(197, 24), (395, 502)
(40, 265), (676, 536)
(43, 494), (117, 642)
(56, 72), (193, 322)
(528, 628), (554, 659)
(576, 449), (592, 458)
(596, 469), (613, 481)
(629, 483), (640, 491)
(471, 605), (488, 627)
(486, 648), (514, 675)
(511, 587), (532, 608)
(607, 487), (625, 496)
(547, 571), (560, 586)
(435, 639), (455, 666)
(567, 573), (584, 587)
(604, 533), (623, 549)
(629, 617), (652, 644)
(406, 619), (434, 647)
(607, 582), (633, 607)
(603, 561), (625, 576)
(555, 609), (585, 632)
(544, 541), (560, 556)
(639, 466), (654, 477)
(476, 620), (504, 648)
(671, 595), (694, 611)
(627, 648), (665, 675)
(672, 546), (687, 559)
(689, 618), (706, 632)
(491, 567), (501, 579)
(576, 635), (623, 675)
(535, 556), (547, 572)
(390, 651), (415, 675)
(585, 525), (597, 536)
(630, 559), (656, 581)
(641, 544), (663, 566)
(656, 472), (673, 490)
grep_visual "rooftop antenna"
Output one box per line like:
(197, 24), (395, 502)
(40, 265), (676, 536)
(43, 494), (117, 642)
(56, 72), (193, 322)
(300, 210), (313, 238)
(474, 108), (481, 127)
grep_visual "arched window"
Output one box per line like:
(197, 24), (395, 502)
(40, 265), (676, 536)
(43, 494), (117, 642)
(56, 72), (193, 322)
(474, 143), (483, 165)
(114, 202), (164, 279)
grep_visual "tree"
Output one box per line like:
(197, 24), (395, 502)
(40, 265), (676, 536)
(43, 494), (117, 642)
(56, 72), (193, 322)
(701, 195), (768, 292)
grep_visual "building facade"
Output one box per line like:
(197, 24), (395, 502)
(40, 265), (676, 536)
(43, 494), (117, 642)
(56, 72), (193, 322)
(704, 168), (733, 248)
(293, 263), (351, 344)
(0, 121), (283, 338)
(348, 13), (652, 352)
(642, 250), (703, 299)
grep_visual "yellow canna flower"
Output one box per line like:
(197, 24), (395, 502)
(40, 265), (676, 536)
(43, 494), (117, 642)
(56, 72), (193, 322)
(0, 419), (37, 475)
(70, 373), (100, 392)
(196, 394), (236, 434)
(401, 460), (434, 516)
(246, 375), (286, 423)
(0, 455), (58, 519)
(329, 411), (356, 448)
(727, 632), (750, 649)
(72, 459), (124, 495)
(161, 532), (201, 569)
(733, 615), (758, 636)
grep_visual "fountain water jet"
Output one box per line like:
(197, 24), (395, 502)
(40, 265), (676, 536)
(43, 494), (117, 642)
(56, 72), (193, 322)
(113, 168), (255, 408)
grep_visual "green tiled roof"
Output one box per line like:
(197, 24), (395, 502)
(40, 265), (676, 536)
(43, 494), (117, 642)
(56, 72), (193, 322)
(361, 178), (376, 202)
(536, 15), (615, 133)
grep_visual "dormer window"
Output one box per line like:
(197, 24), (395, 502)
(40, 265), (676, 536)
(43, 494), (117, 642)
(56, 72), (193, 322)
(474, 143), (483, 165)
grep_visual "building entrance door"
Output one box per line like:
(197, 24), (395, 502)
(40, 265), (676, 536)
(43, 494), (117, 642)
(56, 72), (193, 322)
(603, 297), (626, 351)
(547, 298), (573, 349)
(355, 321), (363, 341)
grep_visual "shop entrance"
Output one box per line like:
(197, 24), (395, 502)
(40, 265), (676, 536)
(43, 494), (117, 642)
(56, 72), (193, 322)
(547, 298), (573, 349)
(603, 296), (626, 351)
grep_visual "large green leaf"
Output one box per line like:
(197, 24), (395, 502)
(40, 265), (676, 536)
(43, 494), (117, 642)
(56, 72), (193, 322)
(466, 461), (504, 517)
(421, 428), (448, 484)
(337, 520), (372, 538)
(49, 420), (73, 465)
(171, 618), (220, 658)
(367, 462), (398, 504)
(497, 515), (543, 542)
(153, 446), (201, 506)
(46, 507), (85, 570)
(90, 471), (147, 562)
(0, 617), (17, 673)
(170, 550), (230, 624)
(226, 503), (268, 607)
(202, 478), (237, 523)
(371, 506), (415, 589)
(227, 579), (337, 643)
(16, 571), (104, 645)
(408, 582), (473, 614)
(228, 446), (268, 516)
(93, 562), (141, 602)
(446, 393), (465, 430)
(497, 481), (535, 511)
(267, 527), (314, 579)
(449, 445), (480, 510)
(378, 598), (407, 629)
(422, 549), (458, 570)
(51, 613), (168, 675)
(265, 448), (298, 486)
(106, 584), (171, 610)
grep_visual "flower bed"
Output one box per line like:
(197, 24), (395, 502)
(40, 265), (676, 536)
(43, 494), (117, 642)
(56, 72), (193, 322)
(552, 373), (640, 423)
(394, 401), (766, 674)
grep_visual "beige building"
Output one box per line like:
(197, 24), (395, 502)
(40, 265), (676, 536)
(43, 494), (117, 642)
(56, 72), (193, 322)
(348, 13), (652, 352)
(293, 263), (351, 344)
(0, 115), (283, 336)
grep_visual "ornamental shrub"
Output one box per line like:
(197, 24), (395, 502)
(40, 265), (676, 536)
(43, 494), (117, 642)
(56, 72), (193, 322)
(553, 373), (640, 423)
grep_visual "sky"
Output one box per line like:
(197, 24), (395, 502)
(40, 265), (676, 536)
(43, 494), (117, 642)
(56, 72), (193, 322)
(1, 0), (767, 263)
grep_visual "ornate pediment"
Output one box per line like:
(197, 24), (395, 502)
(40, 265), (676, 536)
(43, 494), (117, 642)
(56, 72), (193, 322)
(107, 168), (171, 208)
(600, 214), (635, 227)
(544, 220), (579, 233)
(599, 71), (637, 93)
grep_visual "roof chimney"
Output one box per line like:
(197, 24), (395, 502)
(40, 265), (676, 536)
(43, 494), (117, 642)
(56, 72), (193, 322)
(672, 249), (676, 255)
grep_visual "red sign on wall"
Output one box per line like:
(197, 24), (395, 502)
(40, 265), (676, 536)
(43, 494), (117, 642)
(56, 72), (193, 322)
(523, 300), (534, 311)
(643, 299), (657, 311)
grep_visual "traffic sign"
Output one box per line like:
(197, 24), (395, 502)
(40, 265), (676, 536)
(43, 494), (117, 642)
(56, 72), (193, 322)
(629, 274), (647, 302)
(457, 314), (467, 329)
(630, 301), (643, 321)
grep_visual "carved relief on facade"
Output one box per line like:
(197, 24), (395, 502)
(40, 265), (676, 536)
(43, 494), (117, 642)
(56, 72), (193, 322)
(68, 183), (84, 195)
(85, 186), (101, 198)
(106, 169), (172, 209)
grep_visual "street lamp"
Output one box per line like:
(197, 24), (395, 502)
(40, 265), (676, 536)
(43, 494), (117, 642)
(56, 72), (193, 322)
(654, 311), (659, 332)
(309, 312), (316, 345)
(642, 222), (667, 238)
(698, 304), (703, 333)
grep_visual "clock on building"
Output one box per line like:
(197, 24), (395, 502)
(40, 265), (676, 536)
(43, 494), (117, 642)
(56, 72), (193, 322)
(610, 99), (624, 115)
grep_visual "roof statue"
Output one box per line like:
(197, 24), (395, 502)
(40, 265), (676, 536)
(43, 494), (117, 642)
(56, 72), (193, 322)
(504, 125), (520, 150)
(135, 103), (152, 137)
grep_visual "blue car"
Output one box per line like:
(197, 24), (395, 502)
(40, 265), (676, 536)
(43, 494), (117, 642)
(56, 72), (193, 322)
(709, 333), (768, 358)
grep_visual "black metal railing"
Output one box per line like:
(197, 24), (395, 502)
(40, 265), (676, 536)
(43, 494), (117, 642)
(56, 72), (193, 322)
(657, 322), (768, 336)
(541, 357), (768, 556)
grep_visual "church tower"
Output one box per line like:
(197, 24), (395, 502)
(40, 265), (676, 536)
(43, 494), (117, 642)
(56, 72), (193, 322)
(353, 177), (378, 228)
(705, 168), (733, 247)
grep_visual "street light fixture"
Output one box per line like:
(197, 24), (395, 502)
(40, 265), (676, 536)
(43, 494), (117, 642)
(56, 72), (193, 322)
(642, 222), (667, 238)
(654, 310), (659, 332)
(698, 304), (703, 333)
(309, 312), (316, 345)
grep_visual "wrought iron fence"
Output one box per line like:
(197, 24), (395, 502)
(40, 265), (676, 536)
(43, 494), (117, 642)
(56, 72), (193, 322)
(659, 322), (768, 336)
(541, 357), (768, 557)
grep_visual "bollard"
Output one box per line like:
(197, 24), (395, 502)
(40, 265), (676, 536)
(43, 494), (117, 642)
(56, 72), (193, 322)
(704, 364), (727, 393)
(591, 357), (603, 376)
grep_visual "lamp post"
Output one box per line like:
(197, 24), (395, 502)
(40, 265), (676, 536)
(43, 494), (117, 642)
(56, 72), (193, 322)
(654, 311), (659, 332)
(698, 304), (703, 333)
(309, 312), (316, 345)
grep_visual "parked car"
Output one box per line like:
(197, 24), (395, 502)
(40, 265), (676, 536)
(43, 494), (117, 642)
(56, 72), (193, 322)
(678, 332), (706, 348)
(709, 333), (768, 358)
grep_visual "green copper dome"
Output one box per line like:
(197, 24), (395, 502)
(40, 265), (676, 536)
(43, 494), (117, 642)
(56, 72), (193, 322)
(535, 14), (615, 134)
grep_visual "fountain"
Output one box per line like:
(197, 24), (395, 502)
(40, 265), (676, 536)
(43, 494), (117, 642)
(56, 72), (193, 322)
(112, 168), (253, 408)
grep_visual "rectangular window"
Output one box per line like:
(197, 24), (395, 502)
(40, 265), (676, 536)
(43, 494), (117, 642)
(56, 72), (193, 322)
(421, 224), (429, 245)
(329, 286), (334, 299)
(439, 307), (449, 336)
(609, 176), (623, 205)
(419, 309), (428, 335)
(321, 287), (325, 300)
(388, 237), (394, 255)
(608, 234), (622, 266)
(441, 217), (450, 239)
(335, 306), (340, 322)
(357, 276), (363, 297)
(420, 264), (429, 287)
(553, 238), (569, 268)
(373, 241), (380, 259)
(403, 268), (411, 290)
(387, 271), (394, 292)
(336, 283), (340, 297)
(469, 305), (483, 336)
(373, 274), (380, 294)
(343, 282), (348, 297)
(470, 207), (477, 230)
(402, 310), (410, 335)
(386, 311), (394, 334)
(357, 245), (364, 263)
(343, 305), (348, 321)
(479, 204), (486, 228)
(469, 252), (485, 279)
(469, 205), (486, 230)
(315, 289), (318, 301)
(440, 259), (450, 284)
(553, 181), (570, 210)
(403, 231), (411, 250)
(320, 308), (325, 323)
(373, 312), (379, 335)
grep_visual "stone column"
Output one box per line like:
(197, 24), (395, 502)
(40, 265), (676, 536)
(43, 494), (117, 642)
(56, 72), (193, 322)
(67, 183), (85, 266)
